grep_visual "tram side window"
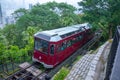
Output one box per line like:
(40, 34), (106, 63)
(88, 30), (92, 35)
(76, 36), (79, 42)
(50, 45), (54, 55)
(67, 40), (72, 47)
(73, 37), (78, 44)
(59, 42), (66, 51)
(57, 42), (67, 52)
(78, 35), (83, 40)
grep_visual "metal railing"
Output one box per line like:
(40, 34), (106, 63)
(105, 26), (120, 80)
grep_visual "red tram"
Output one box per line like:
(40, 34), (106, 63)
(32, 23), (94, 68)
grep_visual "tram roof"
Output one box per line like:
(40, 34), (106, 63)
(34, 23), (91, 42)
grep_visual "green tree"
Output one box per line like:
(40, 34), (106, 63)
(2, 24), (18, 45)
(15, 2), (80, 31)
(78, 0), (120, 40)
(13, 8), (28, 20)
(46, 2), (81, 26)
(22, 26), (41, 53)
(0, 42), (6, 60)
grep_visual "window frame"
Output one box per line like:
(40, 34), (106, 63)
(34, 38), (49, 54)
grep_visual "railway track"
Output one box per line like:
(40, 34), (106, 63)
(5, 62), (49, 80)
(5, 32), (102, 80)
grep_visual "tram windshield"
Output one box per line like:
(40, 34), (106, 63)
(35, 39), (49, 54)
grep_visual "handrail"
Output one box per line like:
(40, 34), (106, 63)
(105, 26), (120, 80)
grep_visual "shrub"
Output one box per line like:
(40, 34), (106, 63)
(53, 67), (69, 80)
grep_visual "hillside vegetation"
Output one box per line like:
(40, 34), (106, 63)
(0, 0), (120, 63)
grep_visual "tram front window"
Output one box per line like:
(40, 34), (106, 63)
(35, 39), (48, 54)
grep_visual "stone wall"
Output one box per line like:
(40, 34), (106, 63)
(85, 41), (111, 80)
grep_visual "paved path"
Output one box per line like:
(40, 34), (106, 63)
(65, 53), (95, 80)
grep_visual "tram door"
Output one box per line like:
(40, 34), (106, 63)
(49, 44), (57, 66)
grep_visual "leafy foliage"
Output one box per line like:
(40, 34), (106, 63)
(1, 24), (18, 45)
(78, 0), (120, 40)
(15, 2), (80, 30)
(53, 67), (69, 80)
(22, 26), (39, 52)
(13, 8), (28, 20)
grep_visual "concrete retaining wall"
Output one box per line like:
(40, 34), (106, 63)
(85, 41), (111, 80)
